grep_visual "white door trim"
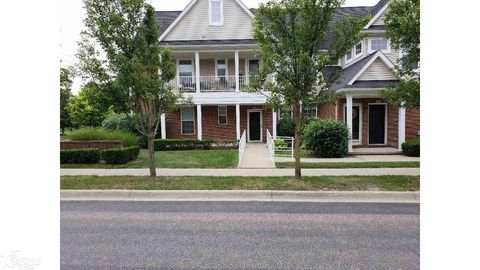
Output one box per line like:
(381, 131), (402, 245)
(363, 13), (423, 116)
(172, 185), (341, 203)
(343, 103), (362, 145)
(247, 109), (263, 142)
(367, 103), (388, 145)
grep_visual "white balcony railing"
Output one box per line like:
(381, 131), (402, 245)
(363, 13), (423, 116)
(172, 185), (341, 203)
(170, 75), (260, 92)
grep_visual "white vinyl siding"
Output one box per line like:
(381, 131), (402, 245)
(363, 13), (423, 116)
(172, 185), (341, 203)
(357, 58), (398, 81)
(181, 107), (195, 134)
(163, 0), (253, 41)
(372, 11), (385, 25)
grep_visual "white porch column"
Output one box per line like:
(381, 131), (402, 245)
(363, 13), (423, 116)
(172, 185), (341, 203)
(195, 52), (200, 93)
(272, 110), (277, 139)
(346, 95), (353, 152)
(235, 51), (240, 92)
(196, 104), (202, 140)
(236, 104), (241, 140)
(398, 104), (406, 150)
(160, 113), (166, 139)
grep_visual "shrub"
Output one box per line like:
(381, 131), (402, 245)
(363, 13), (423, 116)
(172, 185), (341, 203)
(154, 139), (214, 151)
(101, 113), (136, 133)
(303, 119), (349, 158)
(213, 139), (239, 150)
(60, 148), (100, 164)
(101, 146), (141, 164)
(402, 139), (420, 157)
(277, 116), (295, 137)
(274, 139), (287, 148)
(68, 127), (139, 147)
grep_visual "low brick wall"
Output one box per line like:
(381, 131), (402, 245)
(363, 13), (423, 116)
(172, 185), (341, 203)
(60, 140), (123, 150)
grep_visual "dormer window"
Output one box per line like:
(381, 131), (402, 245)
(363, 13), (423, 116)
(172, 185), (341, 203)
(354, 42), (363, 58)
(345, 50), (353, 63)
(369, 38), (390, 53)
(209, 0), (223, 26)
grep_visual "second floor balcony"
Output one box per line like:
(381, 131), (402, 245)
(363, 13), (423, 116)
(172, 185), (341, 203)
(170, 75), (260, 93)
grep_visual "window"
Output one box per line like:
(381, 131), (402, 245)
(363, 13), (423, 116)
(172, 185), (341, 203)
(354, 42), (363, 58)
(345, 50), (353, 63)
(218, 106), (227, 124)
(369, 38), (389, 52)
(248, 60), (260, 75)
(178, 60), (194, 86)
(209, 0), (223, 26)
(181, 107), (195, 134)
(216, 59), (227, 78)
(303, 106), (317, 118)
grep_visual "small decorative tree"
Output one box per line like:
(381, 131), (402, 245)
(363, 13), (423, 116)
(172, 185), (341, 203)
(77, 0), (179, 176)
(250, 0), (368, 180)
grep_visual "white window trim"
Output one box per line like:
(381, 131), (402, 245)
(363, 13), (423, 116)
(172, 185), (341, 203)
(354, 42), (363, 59)
(180, 107), (195, 135)
(218, 105), (228, 125)
(209, 0), (224, 26)
(177, 59), (195, 85)
(214, 58), (229, 79)
(343, 103), (362, 144)
(368, 38), (391, 53)
(345, 50), (353, 64)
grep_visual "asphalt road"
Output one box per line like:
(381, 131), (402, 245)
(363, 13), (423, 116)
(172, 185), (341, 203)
(61, 201), (419, 270)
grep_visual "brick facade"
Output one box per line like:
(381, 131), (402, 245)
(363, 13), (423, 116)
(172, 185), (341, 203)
(165, 105), (273, 142)
(323, 98), (420, 148)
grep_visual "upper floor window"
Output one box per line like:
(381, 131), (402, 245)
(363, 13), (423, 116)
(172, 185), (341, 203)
(345, 50), (353, 63)
(369, 38), (390, 53)
(216, 59), (227, 78)
(354, 42), (363, 58)
(248, 60), (260, 76)
(179, 60), (193, 77)
(209, 0), (223, 26)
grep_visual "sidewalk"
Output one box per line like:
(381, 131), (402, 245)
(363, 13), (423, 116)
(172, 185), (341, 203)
(275, 154), (420, 163)
(238, 143), (275, 168)
(61, 190), (420, 203)
(61, 168), (420, 176)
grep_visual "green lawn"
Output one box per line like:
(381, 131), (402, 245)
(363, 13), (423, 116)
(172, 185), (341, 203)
(61, 175), (420, 191)
(61, 149), (238, 169)
(275, 161), (420, 168)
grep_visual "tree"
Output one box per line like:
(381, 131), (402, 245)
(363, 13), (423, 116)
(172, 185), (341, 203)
(379, 0), (420, 108)
(78, 0), (178, 176)
(251, 0), (368, 180)
(60, 67), (73, 134)
(68, 83), (112, 127)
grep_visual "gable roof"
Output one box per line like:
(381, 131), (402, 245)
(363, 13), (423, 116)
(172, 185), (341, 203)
(158, 0), (254, 42)
(364, 0), (389, 29)
(328, 51), (398, 91)
(156, 11), (182, 36)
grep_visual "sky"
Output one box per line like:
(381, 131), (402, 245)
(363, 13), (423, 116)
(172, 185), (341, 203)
(61, 0), (379, 93)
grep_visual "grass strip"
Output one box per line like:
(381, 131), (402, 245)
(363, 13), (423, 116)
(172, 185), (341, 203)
(61, 175), (419, 192)
(275, 161), (420, 169)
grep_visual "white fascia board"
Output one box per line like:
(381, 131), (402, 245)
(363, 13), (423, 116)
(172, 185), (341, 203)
(364, 2), (389, 29)
(159, 0), (200, 41)
(180, 92), (270, 105)
(347, 51), (397, 86)
(234, 0), (254, 18)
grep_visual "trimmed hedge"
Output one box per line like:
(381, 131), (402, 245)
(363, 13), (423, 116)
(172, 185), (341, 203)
(402, 139), (420, 157)
(101, 146), (141, 164)
(154, 139), (214, 151)
(60, 148), (100, 164)
(68, 127), (139, 147)
(212, 139), (239, 150)
(303, 119), (349, 158)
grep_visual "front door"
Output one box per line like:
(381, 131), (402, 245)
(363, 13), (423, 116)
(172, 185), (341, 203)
(369, 104), (386, 144)
(248, 111), (261, 141)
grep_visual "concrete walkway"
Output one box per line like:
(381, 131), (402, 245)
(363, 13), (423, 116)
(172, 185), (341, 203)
(238, 143), (275, 168)
(61, 168), (419, 176)
(275, 154), (420, 163)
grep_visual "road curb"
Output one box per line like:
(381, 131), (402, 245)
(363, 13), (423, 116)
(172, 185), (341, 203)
(61, 190), (420, 203)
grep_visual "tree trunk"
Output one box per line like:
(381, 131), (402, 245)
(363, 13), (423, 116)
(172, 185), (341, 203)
(147, 134), (156, 177)
(293, 103), (302, 181)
